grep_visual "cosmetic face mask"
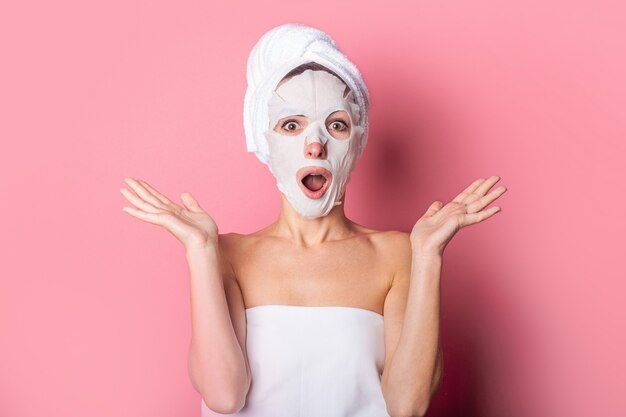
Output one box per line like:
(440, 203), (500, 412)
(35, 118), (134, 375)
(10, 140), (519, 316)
(263, 69), (365, 219)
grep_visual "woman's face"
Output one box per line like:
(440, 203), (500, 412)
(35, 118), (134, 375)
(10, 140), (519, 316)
(262, 69), (364, 219)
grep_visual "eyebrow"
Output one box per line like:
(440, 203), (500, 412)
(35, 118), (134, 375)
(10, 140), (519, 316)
(280, 113), (348, 122)
(327, 110), (348, 117)
(275, 107), (307, 119)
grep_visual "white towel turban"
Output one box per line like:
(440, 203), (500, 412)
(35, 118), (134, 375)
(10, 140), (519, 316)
(243, 23), (371, 167)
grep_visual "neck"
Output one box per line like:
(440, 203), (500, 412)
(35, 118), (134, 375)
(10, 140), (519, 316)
(271, 190), (355, 248)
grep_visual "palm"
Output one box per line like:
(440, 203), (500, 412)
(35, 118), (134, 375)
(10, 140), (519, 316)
(120, 177), (218, 248)
(410, 176), (507, 255)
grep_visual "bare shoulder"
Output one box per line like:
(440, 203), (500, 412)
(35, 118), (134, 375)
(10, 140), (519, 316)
(369, 229), (411, 254)
(352, 223), (409, 245)
(216, 232), (255, 282)
(216, 231), (267, 280)
(217, 232), (239, 255)
(217, 231), (266, 253)
(380, 230), (412, 285)
(357, 227), (412, 281)
(218, 230), (263, 252)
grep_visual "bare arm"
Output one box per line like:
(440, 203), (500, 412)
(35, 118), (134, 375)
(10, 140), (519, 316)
(381, 249), (443, 417)
(382, 176), (505, 416)
(187, 239), (251, 414)
(119, 178), (251, 414)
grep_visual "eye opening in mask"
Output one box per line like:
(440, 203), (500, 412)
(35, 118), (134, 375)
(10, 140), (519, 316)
(273, 110), (352, 140)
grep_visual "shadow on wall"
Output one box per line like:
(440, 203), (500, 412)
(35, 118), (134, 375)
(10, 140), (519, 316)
(350, 57), (465, 233)
(430, 258), (490, 417)
(353, 58), (523, 416)
(430, 255), (525, 417)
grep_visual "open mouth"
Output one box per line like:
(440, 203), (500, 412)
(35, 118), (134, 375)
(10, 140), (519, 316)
(297, 166), (332, 199)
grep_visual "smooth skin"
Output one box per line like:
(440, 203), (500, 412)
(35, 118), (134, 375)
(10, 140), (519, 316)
(121, 164), (506, 415)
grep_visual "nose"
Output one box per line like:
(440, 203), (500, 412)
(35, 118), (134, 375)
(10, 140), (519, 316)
(304, 138), (327, 159)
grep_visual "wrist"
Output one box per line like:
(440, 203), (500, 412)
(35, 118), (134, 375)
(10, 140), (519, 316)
(410, 240), (443, 257)
(412, 248), (444, 261)
(185, 240), (218, 257)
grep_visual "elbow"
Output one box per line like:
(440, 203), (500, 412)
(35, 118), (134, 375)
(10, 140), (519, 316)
(403, 380), (442, 416)
(391, 404), (430, 417)
(388, 361), (443, 417)
(190, 357), (251, 414)
(389, 404), (429, 417)
(399, 362), (443, 417)
(202, 397), (238, 415)
(389, 386), (438, 417)
(384, 385), (431, 417)
(200, 375), (251, 415)
(408, 375), (443, 417)
(202, 388), (248, 415)
(413, 400), (431, 417)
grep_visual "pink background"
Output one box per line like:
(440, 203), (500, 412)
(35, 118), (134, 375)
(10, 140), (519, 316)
(1, 0), (624, 416)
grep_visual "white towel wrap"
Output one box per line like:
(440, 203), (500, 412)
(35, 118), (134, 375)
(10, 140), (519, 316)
(243, 23), (371, 166)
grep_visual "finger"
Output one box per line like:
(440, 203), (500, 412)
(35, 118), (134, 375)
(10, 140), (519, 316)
(124, 178), (167, 209)
(120, 187), (161, 213)
(137, 179), (173, 205)
(423, 201), (444, 217)
(473, 175), (501, 198)
(452, 178), (485, 203)
(122, 206), (165, 225)
(462, 206), (501, 226)
(181, 192), (206, 214)
(456, 175), (503, 207)
(466, 186), (507, 214)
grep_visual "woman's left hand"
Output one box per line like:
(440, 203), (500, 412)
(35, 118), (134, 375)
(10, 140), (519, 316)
(410, 175), (507, 256)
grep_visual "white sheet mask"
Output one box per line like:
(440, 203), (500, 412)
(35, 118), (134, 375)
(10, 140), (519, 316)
(263, 69), (365, 219)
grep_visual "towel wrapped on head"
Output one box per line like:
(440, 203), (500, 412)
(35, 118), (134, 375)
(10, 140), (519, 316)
(243, 23), (370, 166)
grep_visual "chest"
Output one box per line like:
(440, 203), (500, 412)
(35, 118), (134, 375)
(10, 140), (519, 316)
(231, 238), (393, 311)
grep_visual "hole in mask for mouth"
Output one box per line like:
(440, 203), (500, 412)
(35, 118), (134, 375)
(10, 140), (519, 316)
(302, 174), (327, 191)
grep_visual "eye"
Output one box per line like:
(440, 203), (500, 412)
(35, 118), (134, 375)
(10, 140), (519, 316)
(328, 120), (348, 131)
(281, 119), (300, 132)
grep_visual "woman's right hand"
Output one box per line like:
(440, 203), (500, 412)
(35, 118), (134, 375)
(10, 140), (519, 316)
(120, 177), (218, 250)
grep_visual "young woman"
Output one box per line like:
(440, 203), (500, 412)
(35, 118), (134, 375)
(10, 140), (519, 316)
(120, 24), (506, 417)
